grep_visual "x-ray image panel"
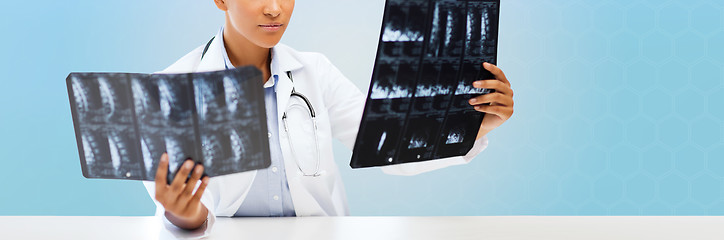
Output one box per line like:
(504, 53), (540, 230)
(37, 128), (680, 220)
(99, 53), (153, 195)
(367, 98), (412, 119)
(410, 95), (451, 117)
(138, 129), (199, 182)
(381, 0), (429, 58)
(370, 60), (418, 100)
(138, 131), (168, 180)
(68, 73), (143, 179)
(193, 70), (257, 124)
(410, 60), (456, 114)
(130, 73), (199, 181)
(415, 61), (444, 98)
(201, 127), (242, 174)
(434, 111), (484, 158)
(466, 1), (499, 58)
(427, 1), (460, 57)
(200, 123), (270, 176)
(132, 74), (195, 129)
(438, 60), (461, 87)
(193, 67), (271, 175)
(397, 115), (444, 162)
(350, 118), (405, 168)
(431, 0), (467, 58)
(79, 126), (144, 179)
(69, 73), (135, 125)
(68, 66), (271, 181)
(352, 0), (499, 168)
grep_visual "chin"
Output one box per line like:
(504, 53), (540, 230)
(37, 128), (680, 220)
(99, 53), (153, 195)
(255, 39), (282, 49)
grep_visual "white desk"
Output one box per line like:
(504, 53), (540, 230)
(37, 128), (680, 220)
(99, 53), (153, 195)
(3, 216), (724, 240)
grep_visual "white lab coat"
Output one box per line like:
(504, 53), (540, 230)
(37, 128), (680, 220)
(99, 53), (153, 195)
(143, 32), (489, 237)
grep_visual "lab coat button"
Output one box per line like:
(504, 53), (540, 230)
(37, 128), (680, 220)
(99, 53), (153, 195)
(273, 195), (279, 201)
(268, 132), (272, 138)
(272, 166), (278, 172)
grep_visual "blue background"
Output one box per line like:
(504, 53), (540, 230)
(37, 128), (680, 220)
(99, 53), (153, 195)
(1, 0), (723, 216)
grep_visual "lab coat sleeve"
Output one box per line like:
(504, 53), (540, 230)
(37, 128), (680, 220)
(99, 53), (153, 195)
(318, 54), (489, 176)
(142, 181), (218, 239)
(318, 54), (366, 150)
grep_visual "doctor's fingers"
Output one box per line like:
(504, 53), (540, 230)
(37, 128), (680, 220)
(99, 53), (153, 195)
(468, 92), (514, 107)
(185, 177), (210, 212)
(177, 165), (205, 204)
(483, 62), (510, 86)
(154, 153), (170, 199)
(168, 160), (196, 196)
(474, 104), (514, 119)
(473, 80), (513, 97)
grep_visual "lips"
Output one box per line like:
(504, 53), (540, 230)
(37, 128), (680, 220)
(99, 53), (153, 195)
(259, 23), (284, 32)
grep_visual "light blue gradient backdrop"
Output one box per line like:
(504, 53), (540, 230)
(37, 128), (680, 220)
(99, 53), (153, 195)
(1, 0), (723, 216)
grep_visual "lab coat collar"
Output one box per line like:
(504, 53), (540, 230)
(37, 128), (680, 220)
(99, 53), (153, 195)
(270, 43), (304, 74)
(195, 33), (225, 73)
(272, 47), (296, 124)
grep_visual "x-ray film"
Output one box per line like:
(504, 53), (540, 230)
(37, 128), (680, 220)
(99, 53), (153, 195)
(67, 67), (271, 181)
(351, 0), (499, 168)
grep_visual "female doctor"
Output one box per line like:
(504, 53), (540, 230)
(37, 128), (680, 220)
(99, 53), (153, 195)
(144, 0), (515, 233)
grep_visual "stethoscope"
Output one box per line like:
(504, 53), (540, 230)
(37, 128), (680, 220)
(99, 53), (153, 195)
(201, 37), (322, 177)
(283, 72), (322, 177)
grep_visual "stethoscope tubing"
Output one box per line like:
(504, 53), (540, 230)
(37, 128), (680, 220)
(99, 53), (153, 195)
(283, 71), (322, 177)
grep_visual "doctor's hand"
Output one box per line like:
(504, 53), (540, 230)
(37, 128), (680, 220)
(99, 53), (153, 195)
(469, 62), (514, 140)
(154, 153), (210, 230)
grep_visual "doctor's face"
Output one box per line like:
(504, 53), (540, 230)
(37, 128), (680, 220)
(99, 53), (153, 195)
(217, 0), (295, 48)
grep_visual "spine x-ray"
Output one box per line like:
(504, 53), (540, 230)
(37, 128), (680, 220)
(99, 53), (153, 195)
(351, 0), (500, 168)
(67, 67), (271, 181)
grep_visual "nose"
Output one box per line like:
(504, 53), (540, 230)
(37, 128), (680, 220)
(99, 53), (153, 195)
(264, 0), (282, 18)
